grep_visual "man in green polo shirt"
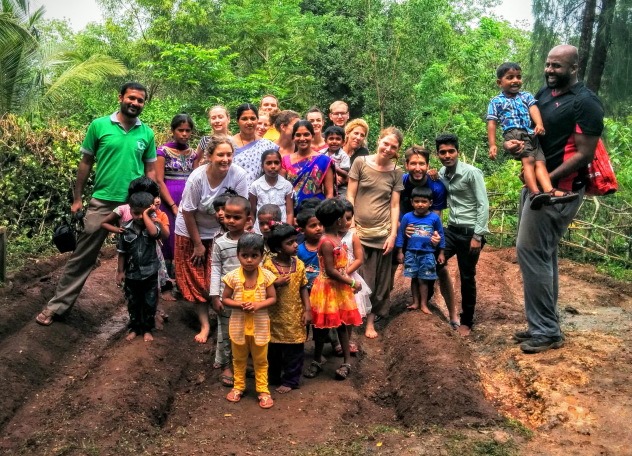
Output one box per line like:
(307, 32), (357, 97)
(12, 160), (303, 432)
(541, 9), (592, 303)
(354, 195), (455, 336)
(436, 133), (490, 337)
(36, 82), (157, 326)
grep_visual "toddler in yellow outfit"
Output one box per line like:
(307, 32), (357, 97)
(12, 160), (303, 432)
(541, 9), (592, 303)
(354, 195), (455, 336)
(222, 233), (277, 408)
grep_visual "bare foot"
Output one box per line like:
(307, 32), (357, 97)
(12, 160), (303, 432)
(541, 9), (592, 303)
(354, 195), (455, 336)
(365, 326), (378, 339)
(275, 385), (292, 394)
(144, 332), (154, 342)
(126, 331), (137, 341)
(406, 304), (419, 310)
(457, 325), (472, 337)
(420, 306), (432, 315)
(194, 327), (210, 344)
(161, 291), (176, 302)
(154, 313), (164, 331)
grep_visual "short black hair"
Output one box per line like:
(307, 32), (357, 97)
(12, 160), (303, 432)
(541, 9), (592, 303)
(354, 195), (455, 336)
(120, 82), (148, 99)
(128, 191), (154, 211)
(411, 186), (433, 200)
(258, 204), (282, 221)
(324, 125), (345, 140)
(296, 209), (317, 228)
(128, 176), (159, 200)
(212, 189), (238, 210)
(237, 232), (265, 254)
(267, 223), (298, 254)
(225, 195), (251, 216)
(315, 199), (345, 228)
(341, 199), (354, 215)
(496, 62), (522, 79)
(299, 197), (323, 212)
(435, 133), (459, 152)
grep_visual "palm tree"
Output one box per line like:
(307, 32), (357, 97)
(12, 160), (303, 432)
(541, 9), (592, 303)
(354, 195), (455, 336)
(1, 0), (127, 117)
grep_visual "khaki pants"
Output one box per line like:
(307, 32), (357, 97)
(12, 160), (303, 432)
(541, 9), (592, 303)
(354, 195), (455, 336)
(46, 198), (119, 315)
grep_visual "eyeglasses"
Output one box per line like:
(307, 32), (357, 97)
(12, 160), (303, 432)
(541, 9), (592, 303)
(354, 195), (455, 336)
(331, 112), (348, 117)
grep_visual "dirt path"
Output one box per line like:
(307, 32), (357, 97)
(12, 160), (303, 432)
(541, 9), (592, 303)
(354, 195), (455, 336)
(0, 246), (630, 455)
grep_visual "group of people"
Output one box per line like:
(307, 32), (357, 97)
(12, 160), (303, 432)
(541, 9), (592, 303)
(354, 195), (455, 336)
(34, 44), (604, 408)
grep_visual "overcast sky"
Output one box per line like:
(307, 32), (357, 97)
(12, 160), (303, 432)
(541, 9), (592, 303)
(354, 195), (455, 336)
(38, 0), (533, 32)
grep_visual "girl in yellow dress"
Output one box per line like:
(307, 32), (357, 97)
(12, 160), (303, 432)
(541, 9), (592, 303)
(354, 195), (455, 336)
(305, 199), (362, 380)
(263, 222), (311, 393)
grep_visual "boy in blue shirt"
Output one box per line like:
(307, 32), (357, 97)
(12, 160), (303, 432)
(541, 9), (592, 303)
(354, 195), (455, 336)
(487, 62), (578, 209)
(395, 186), (445, 314)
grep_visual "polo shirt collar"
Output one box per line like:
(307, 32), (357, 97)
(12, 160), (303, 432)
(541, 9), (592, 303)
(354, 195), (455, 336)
(110, 112), (142, 127)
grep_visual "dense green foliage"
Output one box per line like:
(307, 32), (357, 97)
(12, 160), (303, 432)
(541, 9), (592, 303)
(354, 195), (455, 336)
(0, 0), (630, 276)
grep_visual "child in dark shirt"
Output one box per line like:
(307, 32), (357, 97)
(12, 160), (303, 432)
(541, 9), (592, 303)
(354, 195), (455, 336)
(116, 191), (162, 342)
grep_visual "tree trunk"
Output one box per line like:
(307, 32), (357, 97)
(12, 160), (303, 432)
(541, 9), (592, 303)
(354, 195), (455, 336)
(587, 0), (617, 93)
(578, 0), (597, 81)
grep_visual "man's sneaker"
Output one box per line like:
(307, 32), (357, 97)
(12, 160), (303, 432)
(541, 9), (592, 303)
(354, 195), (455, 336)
(513, 330), (532, 342)
(520, 336), (565, 354)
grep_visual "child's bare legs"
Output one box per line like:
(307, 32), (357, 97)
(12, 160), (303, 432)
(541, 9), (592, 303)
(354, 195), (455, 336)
(194, 301), (210, 343)
(346, 325), (358, 355)
(312, 328), (326, 364)
(407, 278), (420, 310)
(335, 325), (352, 380)
(365, 313), (378, 339)
(521, 156), (540, 194)
(534, 159), (553, 193)
(438, 267), (458, 323)
(419, 280), (431, 314)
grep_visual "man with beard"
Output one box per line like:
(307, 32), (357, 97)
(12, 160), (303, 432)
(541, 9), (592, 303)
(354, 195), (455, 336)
(36, 82), (157, 326)
(508, 45), (604, 353)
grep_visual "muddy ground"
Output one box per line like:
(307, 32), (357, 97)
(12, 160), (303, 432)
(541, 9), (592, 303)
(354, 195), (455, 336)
(0, 245), (630, 455)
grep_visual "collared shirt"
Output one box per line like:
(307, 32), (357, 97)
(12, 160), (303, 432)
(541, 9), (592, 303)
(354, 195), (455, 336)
(439, 160), (489, 236)
(81, 112), (157, 202)
(486, 91), (536, 134)
(117, 219), (161, 280)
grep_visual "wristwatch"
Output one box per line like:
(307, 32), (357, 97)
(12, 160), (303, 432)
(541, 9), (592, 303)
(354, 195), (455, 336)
(472, 234), (483, 242)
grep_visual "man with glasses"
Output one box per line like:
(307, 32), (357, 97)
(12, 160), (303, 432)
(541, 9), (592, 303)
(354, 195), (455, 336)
(328, 100), (350, 127)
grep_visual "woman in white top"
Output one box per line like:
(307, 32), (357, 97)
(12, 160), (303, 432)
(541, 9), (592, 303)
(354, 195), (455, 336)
(174, 135), (248, 344)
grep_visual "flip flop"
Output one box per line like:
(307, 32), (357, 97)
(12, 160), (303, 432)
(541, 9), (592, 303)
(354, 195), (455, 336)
(226, 389), (243, 402)
(258, 393), (274, 409)
(219, 374), (234, 387)
(35, 310), (55, 326)
(449, 320), (460, 330)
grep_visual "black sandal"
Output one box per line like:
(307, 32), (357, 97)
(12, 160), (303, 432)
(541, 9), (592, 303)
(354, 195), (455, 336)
(303, 359), (325, 378)
(548, 189), (579, 205)
(335, 363), (351, 380)
(529, 191), (551, 210)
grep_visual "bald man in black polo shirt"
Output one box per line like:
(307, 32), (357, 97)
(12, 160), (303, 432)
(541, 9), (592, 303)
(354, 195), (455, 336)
(507, 45), (604, 353)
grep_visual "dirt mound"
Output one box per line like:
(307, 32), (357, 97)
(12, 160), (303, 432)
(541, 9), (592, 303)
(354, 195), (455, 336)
(383, 312), (499, 427)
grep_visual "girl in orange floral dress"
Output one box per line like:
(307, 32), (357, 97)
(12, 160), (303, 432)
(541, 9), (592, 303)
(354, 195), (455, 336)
(304, 199), (362, 380)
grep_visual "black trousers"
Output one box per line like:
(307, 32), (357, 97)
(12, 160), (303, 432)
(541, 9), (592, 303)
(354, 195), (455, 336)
(434, 228), (484, 328)
(124, 273), (158, 334)
(268, 343), (304, 389)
